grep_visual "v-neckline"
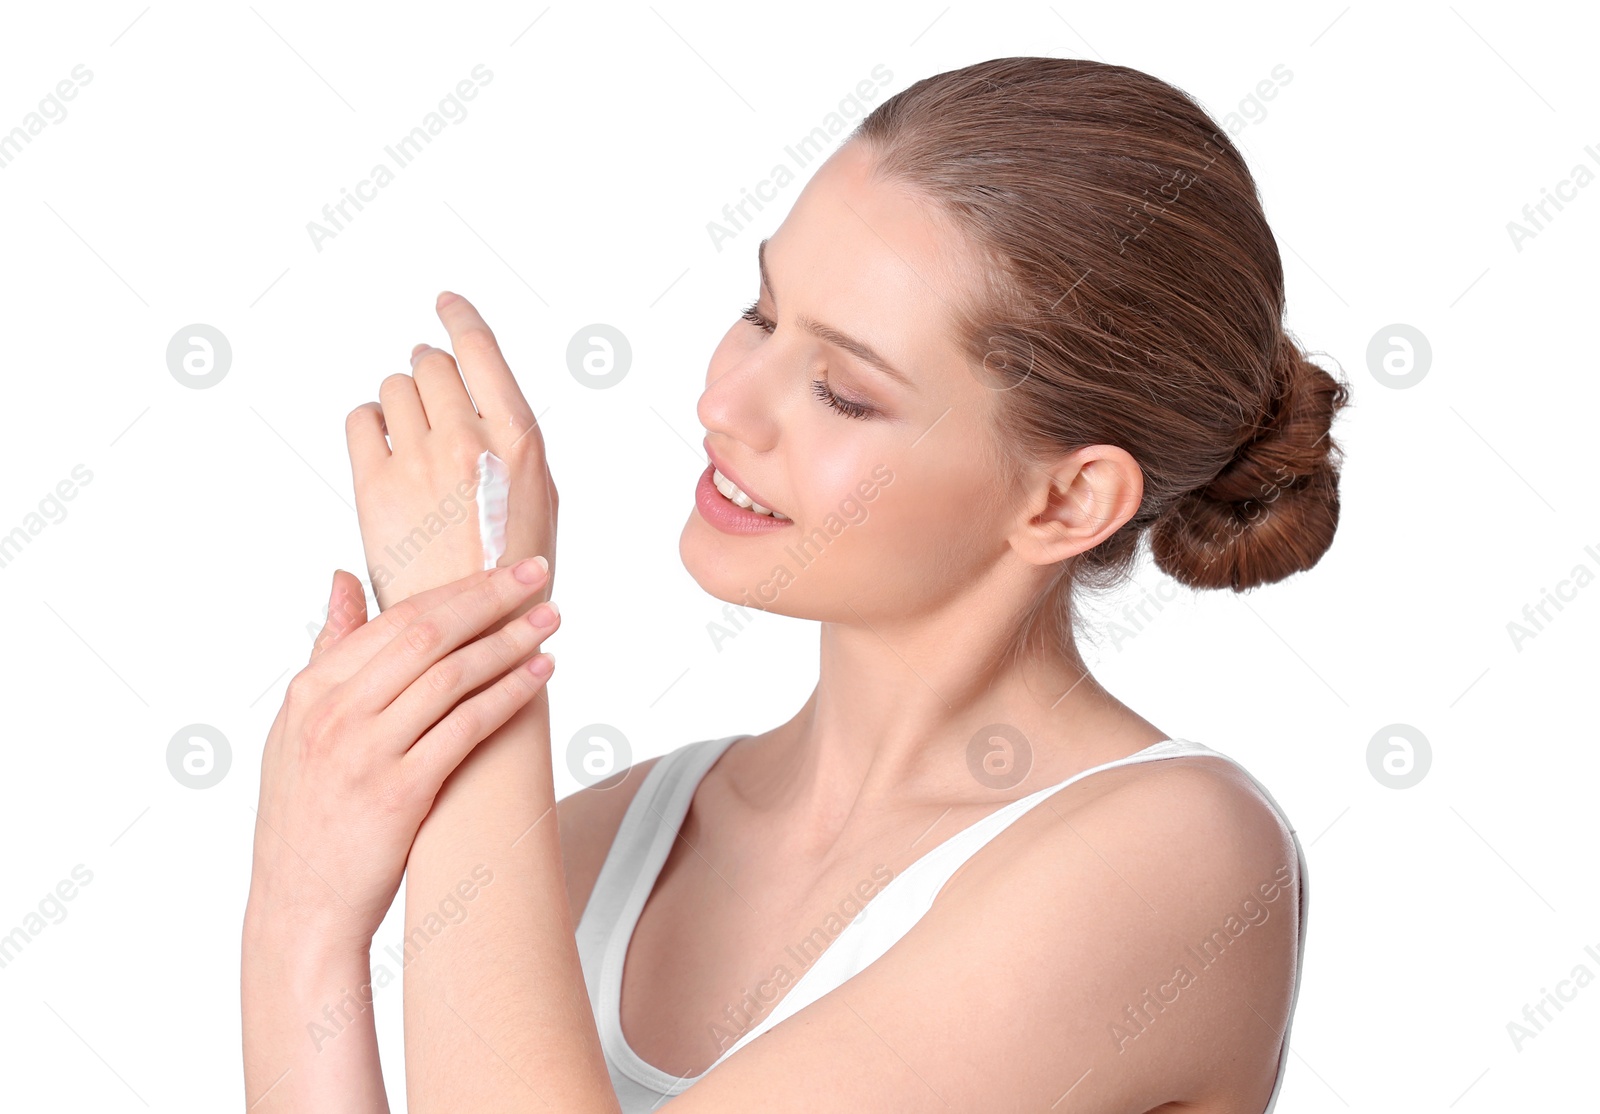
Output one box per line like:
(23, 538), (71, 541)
(602, 734), (1188, 1089)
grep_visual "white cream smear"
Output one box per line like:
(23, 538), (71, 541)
(475, 450), (510, 570)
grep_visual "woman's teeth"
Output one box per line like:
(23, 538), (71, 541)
(712, 468), (789, 519)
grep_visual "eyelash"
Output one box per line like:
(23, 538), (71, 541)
(739, 300), (876, 420)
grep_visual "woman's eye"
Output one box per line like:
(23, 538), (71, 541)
(738, 300), (876, 420)
(739, 300), (774, 334)
(812, 378), (876, 420)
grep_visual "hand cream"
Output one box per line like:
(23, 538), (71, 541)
(475, 450), (510, 570)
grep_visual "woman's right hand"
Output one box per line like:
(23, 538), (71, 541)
(244, 558), (561, 952)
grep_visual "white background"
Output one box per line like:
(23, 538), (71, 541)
(1, 1), (1595, 1109)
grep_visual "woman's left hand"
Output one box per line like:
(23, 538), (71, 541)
(346, 292), (557, 613)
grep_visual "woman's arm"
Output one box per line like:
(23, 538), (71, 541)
(352, 294), (618, 1112)
(400, 688), (620, 1114)
(241, 907), (389, 1113)
(241, 564), (559, 1112)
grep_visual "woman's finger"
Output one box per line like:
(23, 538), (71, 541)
(434, 292), (538, 443)
(403, 649), (555, 793)
(309, 568), (492, 682)
(409, 344), (480, 427)
(344, 402), (390, 480)
(377, 371), (429, 447)
(344, 557), (551, 717)
(382, 595), (560, 745)
(309, 569), (369, 660)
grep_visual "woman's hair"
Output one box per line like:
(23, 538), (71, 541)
(849, 57), (1351, 659)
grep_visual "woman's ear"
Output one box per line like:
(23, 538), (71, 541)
(1009, 445), (1145, 567)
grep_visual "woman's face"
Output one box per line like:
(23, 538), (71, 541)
(680, 140), (1030, 626)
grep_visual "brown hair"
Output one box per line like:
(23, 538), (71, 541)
(849, 57), (1351, 657)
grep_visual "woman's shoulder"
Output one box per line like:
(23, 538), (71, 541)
(1007, 744), (1303, 910)
(930, 746), (1304, 1103)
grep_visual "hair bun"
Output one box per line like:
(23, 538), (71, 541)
(1150, 336), (1351, 591)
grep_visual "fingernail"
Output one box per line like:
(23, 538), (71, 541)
(436, 291), (461, 308)
(526, 652), (554, 677)
(533, 555), (549, 573)
(527, 600), (559, 627)
(513, 557), (543, 583)
(410, 345), (430, 366)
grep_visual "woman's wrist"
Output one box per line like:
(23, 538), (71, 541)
(243, 895), (374, 978)
(242, 906), (389, 1112)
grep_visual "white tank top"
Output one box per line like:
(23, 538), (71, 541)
(574, 734), (1309, 1112)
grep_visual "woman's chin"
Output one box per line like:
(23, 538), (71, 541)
(678, 522), (797, 617)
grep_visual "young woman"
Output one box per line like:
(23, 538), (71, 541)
(243, 57), (1347, 1112)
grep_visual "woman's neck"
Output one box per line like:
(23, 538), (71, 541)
(728, 611), (1160, 845)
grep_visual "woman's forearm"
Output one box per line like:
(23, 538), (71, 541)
(240, 908), (389, 1113)
(401, 688), (620, 1114)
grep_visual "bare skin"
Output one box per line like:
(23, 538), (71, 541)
(552, 137), (1302, 1108)
(244, 133), (1303, 1113)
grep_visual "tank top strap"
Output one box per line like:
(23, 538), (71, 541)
(573, 733), (745, 1082)
(904, 738), (1223, 897)
(707, 738), (1261, 1062)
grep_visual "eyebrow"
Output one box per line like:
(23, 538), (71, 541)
(758, 237), (917, 391)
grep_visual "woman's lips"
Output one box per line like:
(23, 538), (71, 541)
(694, 465), (793, 534)
(702, 438), (783, 516)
